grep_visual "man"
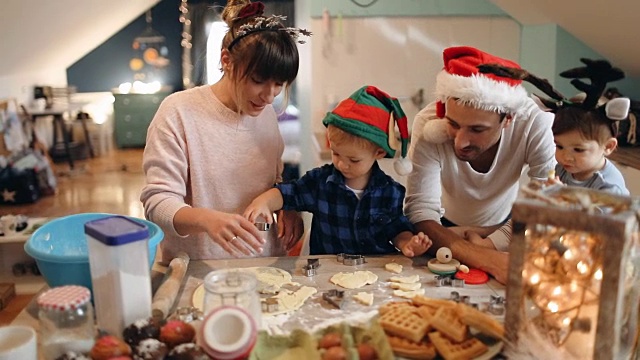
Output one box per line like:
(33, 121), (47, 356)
(405, 46), (556, 284)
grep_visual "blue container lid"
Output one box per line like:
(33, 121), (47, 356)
(84, 215), (149, 246)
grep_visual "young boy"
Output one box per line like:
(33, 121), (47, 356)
(244, 85), (431, 256)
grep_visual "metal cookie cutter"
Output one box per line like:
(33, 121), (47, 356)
(303, 258), (320, 277)
(322, 289), (345, 309)
(336, 253), (366, 266)
(255, 222), (271, 231)
(435, 275), (465, 288)
(261, 297), (280, 313)
(488, 295), (505, 315)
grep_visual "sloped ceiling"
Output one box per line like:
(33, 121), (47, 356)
(0, 0), (159, 77)
(1, 0), (637, 78)
(492, 0), (640, 76)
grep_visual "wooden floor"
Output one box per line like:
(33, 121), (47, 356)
(1, 148), (146, 218)
(0, 148), (146, 324)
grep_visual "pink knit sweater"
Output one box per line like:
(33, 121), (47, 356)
(140, 85), (285, 261)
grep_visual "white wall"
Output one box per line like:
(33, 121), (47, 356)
(305, 15), (521, 177)
(0, 0), (158, 103)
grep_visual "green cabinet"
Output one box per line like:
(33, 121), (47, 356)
(113, 92), (169, 148)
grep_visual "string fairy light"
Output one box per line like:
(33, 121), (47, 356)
(179, 0), (193, 88)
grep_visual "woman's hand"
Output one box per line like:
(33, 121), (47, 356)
(177, 208), (266, 256)
(205, 211), (266, 256)
(276, 210), (304, 251)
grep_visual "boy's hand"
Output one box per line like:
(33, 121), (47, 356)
(243, 200), (274, 224)
(544, 175), (564, 187)
(400, 232), (432, 258)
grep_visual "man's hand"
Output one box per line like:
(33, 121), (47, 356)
(464, 231), (496, 249)
(486, 251), (509, 285)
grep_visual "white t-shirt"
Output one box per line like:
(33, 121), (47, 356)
(405, 101), (556, 227)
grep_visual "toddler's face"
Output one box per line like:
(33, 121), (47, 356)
(554, 129), (607, 181)
(329, 141), (384, 183)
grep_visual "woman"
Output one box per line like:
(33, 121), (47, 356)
(140, 0), (309, 262)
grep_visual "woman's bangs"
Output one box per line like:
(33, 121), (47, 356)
(246, 35), (299, 84)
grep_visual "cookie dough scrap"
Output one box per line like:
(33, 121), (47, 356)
(384, 262), (403, 274)
(393, 289), (425, 299)
(238, 267), (294, 294)
(267, 286), (318, 316)
(353, 292), (374, 306)
(330, 271), (378, 289)
(389, 274), (420, 284)
(390, 282), (422, 291)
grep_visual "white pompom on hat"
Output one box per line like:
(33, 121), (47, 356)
(423, 46), (532, 144)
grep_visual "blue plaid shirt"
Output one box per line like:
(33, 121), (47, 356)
(276, 162), (414, 255)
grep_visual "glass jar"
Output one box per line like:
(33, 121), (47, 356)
(202, 270), (261, 328)
(37, 285), (95, 360)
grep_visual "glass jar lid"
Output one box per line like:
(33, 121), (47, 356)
(37, 285), (91, 311)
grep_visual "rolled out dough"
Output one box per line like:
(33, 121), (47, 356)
(330, 271), (378, 289)
(389, 274), (420, 284)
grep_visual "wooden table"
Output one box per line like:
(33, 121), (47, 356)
(12, 255), (505, 356)
(27, 104), (92, 170)
(175, 255), (505, 334)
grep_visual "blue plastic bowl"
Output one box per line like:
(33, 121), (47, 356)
(24, 213), (164, 291)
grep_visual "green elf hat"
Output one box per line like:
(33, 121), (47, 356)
(322, 85), (412, 175)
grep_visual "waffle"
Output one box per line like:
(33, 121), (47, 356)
(416, 305), (435, 321)
(378, 301), (416, 315)
(428, 331), (488, 360)
(456, 303), (505, 340)
(412, 295), (458, 310)
(387, 335), (436, 360)
(379, 308), (430, 343)
(430, 306), (468, 343)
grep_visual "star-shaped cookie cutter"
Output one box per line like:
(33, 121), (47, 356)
(322, 289), (345, 309)
(336, 253), (366, 266)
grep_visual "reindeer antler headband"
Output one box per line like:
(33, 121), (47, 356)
(227, 2), (312, 51)
(478, 59), (630, 121)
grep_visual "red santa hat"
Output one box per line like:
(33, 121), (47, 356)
(423, 46), (532, 143)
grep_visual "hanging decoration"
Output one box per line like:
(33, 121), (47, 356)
(179, 0), (193, 89)
(122, 10), (170, 93)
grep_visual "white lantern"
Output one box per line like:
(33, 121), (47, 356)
(506, 185), (640, 360)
